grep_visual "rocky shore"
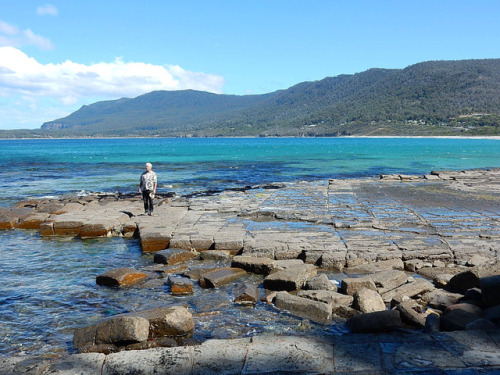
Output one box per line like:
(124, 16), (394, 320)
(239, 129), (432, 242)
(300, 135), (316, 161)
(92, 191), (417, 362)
(1, 168), (499, 374)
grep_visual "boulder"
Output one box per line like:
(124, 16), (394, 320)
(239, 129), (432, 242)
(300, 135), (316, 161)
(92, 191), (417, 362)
(297, 290), (353, 306)
(154, 249), (196, 265)
(483, 305), (500, 324)
(73, 306), (194, 350)
(340, 276), (377, 296)
(441, 309), (481, 331)
(263, 265), (317, 291)
(332, 305), (360, 320)
(131, 306), (194, 338)
(396, 300), (426, 328)
(201, 267), (247, 288)
(446, 303), (482, 317)
(344, 258), (404, 275)
(304, 274), (336, 291)
(424, 313), (441, 333)
(96, 268), (147, 288)
(448, 269), (480, 292)
(421, 289), (464, 310)
(370, 270), (408, 294)
(347, 310), (403, 333)
(352, 288), (386, 313)
(140, 231), (171, 252)
(167, 276), (194, 295)
(234, 282), (259, 305)
(95, 316), (150, 345)
(274, 291), (332, 325)
(480, 274), (500, 308)
(231, 255), (276, 275)
(200, 250), (231, 261)
(381, 278), (434, 303)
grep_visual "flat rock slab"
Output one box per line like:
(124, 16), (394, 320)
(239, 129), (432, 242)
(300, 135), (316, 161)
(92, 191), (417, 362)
(274, 291), (332, 325)
(234, 282), (259, 305)
(263, 264), (317, 291)
(167, 276), (195, 295)
(200, 267), (247, 288)
(297, 290), (354, 306)
(370, 270), (408, 294)
(340, 276), (377, 296)
(382, 278), (435, 303)
(344, 258), (404, 274)
(154, 249), (196, 265)
(231, 255), (276, 275)
(96, 267), (147, 288)
(347, 310), (404, 333)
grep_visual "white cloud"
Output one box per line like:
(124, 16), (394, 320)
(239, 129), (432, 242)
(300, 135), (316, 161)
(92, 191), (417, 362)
(0, 19), (54, 50)
(0, 46), (226, 129)
(36, 4), (59, 16)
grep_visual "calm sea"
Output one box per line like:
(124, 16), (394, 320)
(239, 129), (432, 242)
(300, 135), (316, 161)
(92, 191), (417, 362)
(0, 137), (499, 356)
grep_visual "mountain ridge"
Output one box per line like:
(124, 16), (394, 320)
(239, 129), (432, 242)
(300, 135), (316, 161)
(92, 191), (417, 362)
(26, 58), (500, 137)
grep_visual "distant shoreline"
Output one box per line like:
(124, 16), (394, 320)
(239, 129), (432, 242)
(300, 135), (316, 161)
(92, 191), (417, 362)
(1, 135), (500, 140)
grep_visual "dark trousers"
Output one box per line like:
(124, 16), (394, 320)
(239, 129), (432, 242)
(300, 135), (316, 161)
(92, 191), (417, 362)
(142, 190), (154, 213)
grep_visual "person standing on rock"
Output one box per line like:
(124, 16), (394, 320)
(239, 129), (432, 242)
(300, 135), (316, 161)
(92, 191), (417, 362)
(139, 162), (157, 215)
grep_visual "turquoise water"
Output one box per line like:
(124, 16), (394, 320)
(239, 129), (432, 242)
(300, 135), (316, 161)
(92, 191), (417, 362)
(1, 137), (499, 206)
(0, 137), (499, 357)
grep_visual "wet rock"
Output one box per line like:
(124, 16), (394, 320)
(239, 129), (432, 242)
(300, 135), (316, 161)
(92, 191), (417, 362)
(424, 313), (441, 333)
(199, 250), (231, 261)
(381, 278), (434, 303)
(480, 274), (500, 308)
(231, 255), (276, 275)
(352, 288), (386, 313)
(141, 263), (188, 275)
(340, 276), (377, 296)
(344, 258), (404, 275)
(234, 282), (259, 305)
(140, 231), (171, 252)
(39, 221), (55, 236)
(483, 305), (500, 324)
(16, 212), (49, 230)
(53, 219), (83, 236)
(96, 268), (147, 288)
(131, 306), (194, 338)
(441, 309), (481, 331)
(274, 291), (332, 325)
(448, 269), (480, 292)
(396, 300), (426, 328)
(370, 270), (408, 294)
(263, 264), (317, 291)
(421, 289), (464, 310)
(154, 248), (196, 265)
(167, 276), (195, 295)
(347, 310), (403, 333)
(304, 274), (336, 291)
(297, 290), (353, 306)
(466, 318), (498, 331)
(200, 267), (247, 288)
(332, 305), (360, 320)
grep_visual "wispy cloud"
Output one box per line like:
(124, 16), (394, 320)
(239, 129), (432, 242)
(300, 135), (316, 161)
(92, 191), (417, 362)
(0, 46), (225, 128)
(0, 19), (54, 50)
(36, 4), (59, 16)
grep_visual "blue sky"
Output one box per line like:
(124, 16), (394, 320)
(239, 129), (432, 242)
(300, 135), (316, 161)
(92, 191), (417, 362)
(0, 1), (499, 130)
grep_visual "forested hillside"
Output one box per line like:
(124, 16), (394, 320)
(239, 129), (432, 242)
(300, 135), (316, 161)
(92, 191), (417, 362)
(16, 58), (500, 137)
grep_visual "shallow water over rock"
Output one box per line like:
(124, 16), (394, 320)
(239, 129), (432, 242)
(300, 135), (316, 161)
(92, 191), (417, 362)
(0, 230), (346, 357)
